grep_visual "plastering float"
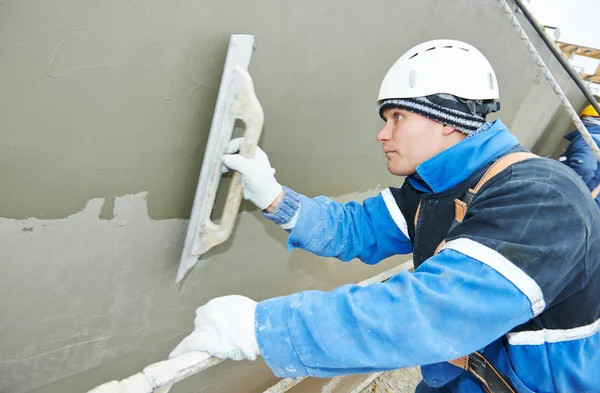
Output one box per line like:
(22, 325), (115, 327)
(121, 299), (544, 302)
(176, 34), (264, 282)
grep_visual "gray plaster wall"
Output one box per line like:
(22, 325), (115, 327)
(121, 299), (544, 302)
(0, 1), (587, 392)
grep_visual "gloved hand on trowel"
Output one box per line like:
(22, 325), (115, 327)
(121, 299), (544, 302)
(221, 138), (284, 211)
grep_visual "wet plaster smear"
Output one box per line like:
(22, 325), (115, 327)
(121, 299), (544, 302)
(0, 190), (406, 393)
(0, 0), (587, 392)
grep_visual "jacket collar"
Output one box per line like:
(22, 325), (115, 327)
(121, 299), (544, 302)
(564, 123), (600, 141)
(408, 119), (519, 193)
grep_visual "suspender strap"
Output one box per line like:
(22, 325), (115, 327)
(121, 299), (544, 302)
(451, 152), (537, 225)
(591, 183), (600, 199)
(445, 152), (538, 392)
(472, 152), (538, 193)
(448, 352), (517, 393)
(415, 152), (537, 227)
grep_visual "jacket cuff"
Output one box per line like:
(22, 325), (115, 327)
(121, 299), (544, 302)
(255, 295), (308, 378)
(263, 186), (302, 231)
(286, 195), (324, 252)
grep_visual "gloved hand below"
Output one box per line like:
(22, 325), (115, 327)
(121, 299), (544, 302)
(169, 295), (260, 361)
(222, 138), (284, 210)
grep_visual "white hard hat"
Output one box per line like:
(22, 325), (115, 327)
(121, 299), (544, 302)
(378, 39), (499, 102)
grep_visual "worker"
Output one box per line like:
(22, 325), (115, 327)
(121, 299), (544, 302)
(559, 102), (600, 208)
(170, 40), (600, 392)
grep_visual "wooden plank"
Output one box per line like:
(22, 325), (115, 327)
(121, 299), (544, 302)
(557, 42), (600, 60)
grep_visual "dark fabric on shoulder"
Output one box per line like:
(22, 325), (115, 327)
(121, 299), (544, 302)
(389, 146), (529, 268)
(447, 157), (600, 329)
(389, 167), (490, 268)
(390, 179), (469, 268)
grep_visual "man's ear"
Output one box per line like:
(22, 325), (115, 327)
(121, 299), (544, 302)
(441, 124), (457, 136)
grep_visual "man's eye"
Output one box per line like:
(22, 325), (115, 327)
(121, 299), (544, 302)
(395, 114), (403, 120)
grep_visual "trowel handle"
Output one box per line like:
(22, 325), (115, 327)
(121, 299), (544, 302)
(193, 67), (264, 257)
(217, 67), (265, 238)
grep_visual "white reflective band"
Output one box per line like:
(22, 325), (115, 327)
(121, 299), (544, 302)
(381, 188), (410, 239)
(442, 238), (546, 317)
(507, 318), (600, 345)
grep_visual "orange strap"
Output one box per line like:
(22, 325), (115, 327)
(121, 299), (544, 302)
(448, 356), (468, 369)
(434, 152), (539, 253)
(454, 199), (468, 223)
(592, 183), (600, 199)
(414, 200), (422, 228)
(454, 152), (538, 225)
(449, 352), (517, 393)
(472, 152), (538, 194)
(417, 152), (537, 229)
(445, 152), (538, 392)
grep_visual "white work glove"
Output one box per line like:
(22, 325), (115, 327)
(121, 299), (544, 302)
(222, 138), (284, 210)
(169, 295), (260, 361)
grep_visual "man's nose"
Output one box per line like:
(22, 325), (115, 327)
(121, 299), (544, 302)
(376, 123), (392, 142)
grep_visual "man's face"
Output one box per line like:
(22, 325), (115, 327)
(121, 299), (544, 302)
(376, 108), (458, 176)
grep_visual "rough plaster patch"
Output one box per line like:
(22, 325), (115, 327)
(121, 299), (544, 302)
(0, 192), (187, 392)
(0, 187), (392, 393)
